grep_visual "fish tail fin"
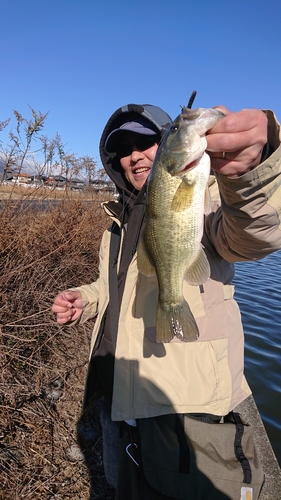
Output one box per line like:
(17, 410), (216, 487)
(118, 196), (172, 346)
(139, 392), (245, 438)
(156, 300), (199, 343)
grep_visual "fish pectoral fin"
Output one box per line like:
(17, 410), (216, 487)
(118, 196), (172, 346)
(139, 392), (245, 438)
(137, 237), (156, 276)
(204, 186), (212, 215)
(185, 247), (210, 285)
(171, 181), (192, 212)
(156, 301), (199, 343)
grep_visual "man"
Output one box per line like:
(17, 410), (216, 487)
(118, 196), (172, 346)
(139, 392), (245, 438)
(52, 102), (281, 499)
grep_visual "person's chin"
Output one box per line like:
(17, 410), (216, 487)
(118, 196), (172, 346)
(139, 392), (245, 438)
(131, 171), (150, 190)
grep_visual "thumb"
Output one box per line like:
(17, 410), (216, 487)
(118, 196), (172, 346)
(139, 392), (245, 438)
(213, 105), (231, 116)
(63, 290), (82, 303)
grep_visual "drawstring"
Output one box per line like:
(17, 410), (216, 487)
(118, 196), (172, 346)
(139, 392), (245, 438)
(131, 207), (145, 258)
(113, 184), (147, 267)
(125, 423), (139, 467)
(131, 183), (147, 257)
(113, 190), (127, 268)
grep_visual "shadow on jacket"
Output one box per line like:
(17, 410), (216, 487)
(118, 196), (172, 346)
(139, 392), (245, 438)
(77, 356), (264, 500)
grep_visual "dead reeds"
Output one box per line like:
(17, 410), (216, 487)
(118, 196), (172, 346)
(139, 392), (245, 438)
(0, 189), (115, 499)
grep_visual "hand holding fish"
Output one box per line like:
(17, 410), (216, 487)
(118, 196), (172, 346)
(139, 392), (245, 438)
(206, 106), (268, 177)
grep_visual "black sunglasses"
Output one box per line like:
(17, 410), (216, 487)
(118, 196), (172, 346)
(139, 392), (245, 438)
(116, 134), (159, 158)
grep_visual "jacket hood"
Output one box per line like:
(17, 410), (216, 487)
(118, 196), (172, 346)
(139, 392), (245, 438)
(99, 104), (172, 201)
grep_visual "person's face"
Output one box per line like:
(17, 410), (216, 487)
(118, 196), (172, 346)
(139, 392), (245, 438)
(117, 132), (159, 190)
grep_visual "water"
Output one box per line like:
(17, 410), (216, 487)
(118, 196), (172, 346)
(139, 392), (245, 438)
(234, 251), (281, 465)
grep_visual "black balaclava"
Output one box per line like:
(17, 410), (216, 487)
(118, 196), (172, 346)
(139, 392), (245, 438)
(99, 103), (172, 213)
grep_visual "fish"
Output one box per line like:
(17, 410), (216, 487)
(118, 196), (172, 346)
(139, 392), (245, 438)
(137, 106), (224, 343)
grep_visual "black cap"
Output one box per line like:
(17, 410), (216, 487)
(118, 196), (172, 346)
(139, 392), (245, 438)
(104, 117), (159, 153)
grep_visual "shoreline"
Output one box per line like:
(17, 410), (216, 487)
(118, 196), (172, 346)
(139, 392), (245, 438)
(0, 184), (114, 202)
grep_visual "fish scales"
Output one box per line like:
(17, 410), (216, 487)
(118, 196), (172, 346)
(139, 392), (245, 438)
(137, 106), (224, 343)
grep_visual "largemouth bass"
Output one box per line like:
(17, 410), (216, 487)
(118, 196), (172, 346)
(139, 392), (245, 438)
(137, 106), (224, 343)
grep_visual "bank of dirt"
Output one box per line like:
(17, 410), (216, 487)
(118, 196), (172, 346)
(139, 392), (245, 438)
(0, 193), (115, 499)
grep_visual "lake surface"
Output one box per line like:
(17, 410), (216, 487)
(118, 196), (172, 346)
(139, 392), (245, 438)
(234, 251), (281, 465)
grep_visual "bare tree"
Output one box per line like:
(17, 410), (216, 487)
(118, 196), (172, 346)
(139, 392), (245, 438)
(0, 106), (99, 187)
(13, 107), (48, 172)
(0, 107), (48, 184)
(79, 155), (97, 183)
(0, 118), (10, 132)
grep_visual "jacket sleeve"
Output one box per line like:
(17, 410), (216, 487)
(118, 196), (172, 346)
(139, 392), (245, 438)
(205, 110), (281, 262)
(69, 230), (109, 323)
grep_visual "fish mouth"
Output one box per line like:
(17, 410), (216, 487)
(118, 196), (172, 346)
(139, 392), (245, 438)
(176, 153), (204, 176)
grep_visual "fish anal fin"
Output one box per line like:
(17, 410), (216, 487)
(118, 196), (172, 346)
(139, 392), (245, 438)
(156, 301), (199, 343)
(185, 247), (210, 285)
(137, 237), (156, 277)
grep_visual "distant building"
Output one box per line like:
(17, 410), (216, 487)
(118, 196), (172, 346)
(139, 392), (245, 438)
(9, 172), (33, 184)
(45, 175), (66, 188)
(67, 178), (86, 191)
(89, 179), (116, 193)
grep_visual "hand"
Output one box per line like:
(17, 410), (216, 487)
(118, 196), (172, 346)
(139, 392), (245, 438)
(51, 290), (83, 325)
(206, 106), (268, 177)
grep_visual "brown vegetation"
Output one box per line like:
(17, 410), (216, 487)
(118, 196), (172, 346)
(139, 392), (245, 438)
(0, 190), (116, 499)
(0, 183), (96, 201)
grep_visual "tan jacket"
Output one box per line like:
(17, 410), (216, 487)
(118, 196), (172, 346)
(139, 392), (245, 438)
(75, 110), (281, 420)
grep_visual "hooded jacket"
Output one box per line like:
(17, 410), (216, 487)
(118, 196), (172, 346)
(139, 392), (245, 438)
(83, 104), (173, 409)
(73, 105), (281, 420)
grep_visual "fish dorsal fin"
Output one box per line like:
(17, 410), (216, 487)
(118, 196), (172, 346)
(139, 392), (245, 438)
(185, 246), (210, 285)
(137, 236), (156, 276)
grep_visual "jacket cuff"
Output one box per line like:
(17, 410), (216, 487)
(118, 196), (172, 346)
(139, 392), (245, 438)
(260, 141), (274, 163)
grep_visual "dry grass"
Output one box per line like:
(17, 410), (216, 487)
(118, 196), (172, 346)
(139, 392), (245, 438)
(0, 183), (102, 201)
(0, 190), (116, 499)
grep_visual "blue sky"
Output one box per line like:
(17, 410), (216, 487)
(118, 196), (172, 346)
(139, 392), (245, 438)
(1, 0), (280, 170)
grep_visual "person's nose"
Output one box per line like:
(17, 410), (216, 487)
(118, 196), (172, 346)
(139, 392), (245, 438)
(130, 147), (144, 163)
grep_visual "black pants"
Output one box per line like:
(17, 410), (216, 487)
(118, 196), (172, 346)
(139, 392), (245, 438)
(115, 422), (175, 500)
